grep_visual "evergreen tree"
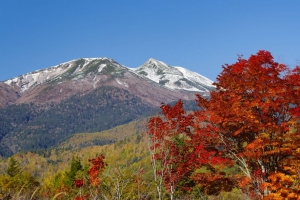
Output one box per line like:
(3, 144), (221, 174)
(6, 157), (21, 177)
(64, 157), (83, 187)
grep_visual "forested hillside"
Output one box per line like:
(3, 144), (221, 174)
(0, 119), (247, 200)
(0, 86), (153, 157)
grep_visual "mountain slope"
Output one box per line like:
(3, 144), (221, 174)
(0, 82), (20, 108)
(0, 86), (153, 157)
(3, 57), (212, 107)
(4, 58), (126, 93)
(133, 58), (214, 95)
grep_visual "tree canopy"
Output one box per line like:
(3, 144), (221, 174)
(147, 50), (300, 199)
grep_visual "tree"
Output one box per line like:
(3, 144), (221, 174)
(64, 157), (83, 188)
(1, 157), (40, 199)
(147, 50), (300, 199)
(147, 100), (233, 198)
(195, 50), (300, 199)
(88, 154), (107, 199)
(147, 100), (195, 199)
(6, 157), (21, 177)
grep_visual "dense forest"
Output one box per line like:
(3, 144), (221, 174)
(0, 86), (154, 157)
(0, 86), (198, 158)
(1, 51), (300, 199)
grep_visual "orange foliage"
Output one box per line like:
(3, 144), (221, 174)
(148, 50), (300, 198)
(88, 154), (107, 187)
(202, 50), (300, 199)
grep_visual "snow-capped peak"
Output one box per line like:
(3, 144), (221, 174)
(4, 57), (214, 95)
(147, 58), (168, 68)
(4, 57), (126, 93)
(132, 58), (214, 94)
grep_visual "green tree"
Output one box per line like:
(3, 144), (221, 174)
(0, 157), (40, 199)
(64, 157), (83, 187)
(6, 157), (21, 177)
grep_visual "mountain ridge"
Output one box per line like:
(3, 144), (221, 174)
(1, 57), (214, 107)
(4, 57), (214, 94)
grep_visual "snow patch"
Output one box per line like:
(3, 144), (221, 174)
(93, 77), (100, 89)
(98, 64), (106, 73)
(116, 78), (128, 88)
(174, 66), (214, 87)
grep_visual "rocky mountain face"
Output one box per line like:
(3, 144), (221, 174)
(134, 58), (214, 93)
(0, 57), (214, 156)
(0, 82), (20, 108)
(2, 57), (214, 107)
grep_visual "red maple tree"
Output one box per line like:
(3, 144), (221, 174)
(148, 50), (300, 199)
(208, 50), (300, 199)
(147, 100), (234, 196)
(88, 154), (107, 187)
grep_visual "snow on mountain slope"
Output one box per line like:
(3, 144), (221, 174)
(174, 66), (214, 89)
(5, 60), (76, 92)
(4, 58), (127, 93)
(4, 57), (214, 96)
(132, 58), (214, 95)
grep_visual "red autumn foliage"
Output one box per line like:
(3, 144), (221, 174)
(147, 50), (300, 199)
(88, 154), (107, 187)
(147, 100), (234, 195)
(74, 179), (84, 188)
(209, 50), (300, 198)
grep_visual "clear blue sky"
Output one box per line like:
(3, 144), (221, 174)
(1, 1), (300, 81)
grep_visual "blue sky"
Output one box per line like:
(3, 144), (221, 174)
(1, 1), (300, 81)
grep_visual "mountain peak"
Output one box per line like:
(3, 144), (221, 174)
(145, 58), (169, 69)
(133, 59), (214, 94)
(3, 57), (214, 96)
(4, 57), (127, 93)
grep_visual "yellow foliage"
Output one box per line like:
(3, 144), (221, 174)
(287, 193), (298, 199)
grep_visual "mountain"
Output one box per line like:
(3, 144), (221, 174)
(133, 58), (214, 94)
(0, 57), (214, 157)
(4, 58), (126, 93)
(3, 57), (213, 106)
